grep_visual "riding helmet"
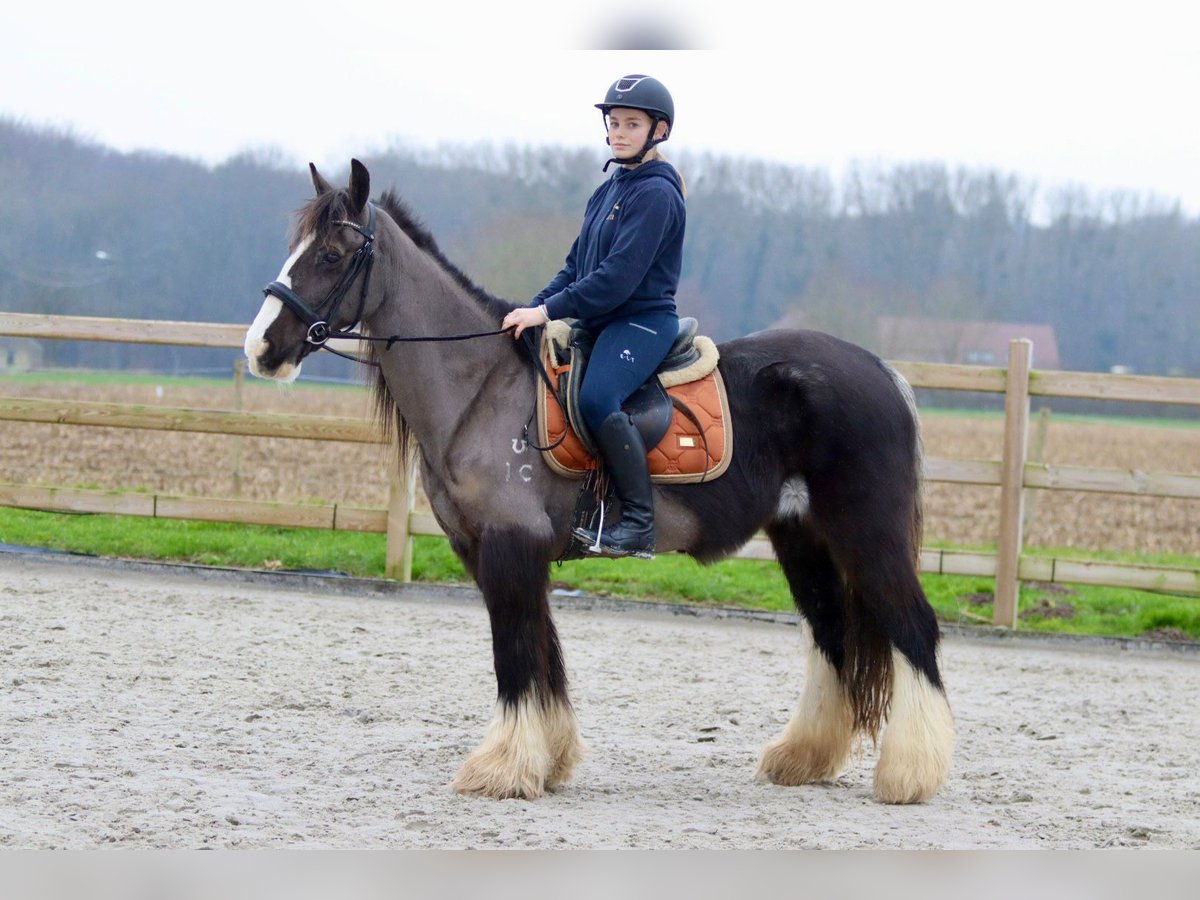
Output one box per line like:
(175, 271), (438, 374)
(595, 74), (674, 130)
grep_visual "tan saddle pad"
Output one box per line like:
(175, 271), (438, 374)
(535, 325), (733, 484)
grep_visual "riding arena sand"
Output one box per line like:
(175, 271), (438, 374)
(1, 552), (1197, 850)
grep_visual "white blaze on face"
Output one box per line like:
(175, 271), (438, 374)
(244, 234), (314, 381)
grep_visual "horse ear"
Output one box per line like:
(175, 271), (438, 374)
(349, 159), (370, 213)
(310, 163), (334, 196)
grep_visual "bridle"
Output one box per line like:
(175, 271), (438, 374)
(258, 197), (567, 449)
(260, 201), (519, 366)
(262, 203), (379, 357)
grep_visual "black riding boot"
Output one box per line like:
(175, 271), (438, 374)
(573, 411), (656, 558)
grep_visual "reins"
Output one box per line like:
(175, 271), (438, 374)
(338, 324), (514, 362)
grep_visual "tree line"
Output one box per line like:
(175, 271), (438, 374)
(2, 118), (1197, 379)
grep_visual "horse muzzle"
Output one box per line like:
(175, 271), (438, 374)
(244, 298), (304, 382)
(245, 337), (302, 383)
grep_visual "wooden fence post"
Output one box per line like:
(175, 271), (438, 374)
(994, 339), (1033, 627)
(385, 453), (417, 582)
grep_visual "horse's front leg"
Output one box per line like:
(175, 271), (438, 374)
(451, 524), (583, 799)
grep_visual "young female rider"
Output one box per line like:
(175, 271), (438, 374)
(502, 74), (685, 558)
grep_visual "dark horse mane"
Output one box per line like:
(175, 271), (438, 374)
(293, 187), (513, 320)
(292, 186), (520, 464)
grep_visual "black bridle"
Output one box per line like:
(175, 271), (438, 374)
(263, 202), (379, 355)
(260, 199), (567, 449)
(261, 201), (515, 366)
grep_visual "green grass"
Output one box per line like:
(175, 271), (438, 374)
(1, 506), (1196, 642)
(922, 575), (1200, 639)
(0, 506), (387, 576)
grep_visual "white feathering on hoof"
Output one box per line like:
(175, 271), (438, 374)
(874, 649), (955, 804)
(452, 694), (583, 800)
(756, 639), (855, 785)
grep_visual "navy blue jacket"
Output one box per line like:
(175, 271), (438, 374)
(531, 159), (685, 331)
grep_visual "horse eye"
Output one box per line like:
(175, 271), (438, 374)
(322, 251), (342, 265)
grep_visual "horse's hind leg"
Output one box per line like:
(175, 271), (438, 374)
(869, 572), (955, 804)
(823, 522), (954, 804)
(758, 508), (953, 803)
(450, 524), (583, 799)
(756, 517), (856, 785)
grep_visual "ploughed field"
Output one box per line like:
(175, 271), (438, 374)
(3, 379), (1197, 556)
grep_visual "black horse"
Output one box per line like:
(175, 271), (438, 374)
(245, 161), (953, 803)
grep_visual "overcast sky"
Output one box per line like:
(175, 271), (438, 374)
(3, 0), (1197, 214)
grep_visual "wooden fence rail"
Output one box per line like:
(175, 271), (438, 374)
(3, 312), (1199, 623)
(0, 396), (378, 443)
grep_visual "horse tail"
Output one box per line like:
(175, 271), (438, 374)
(880, 359), (925, 565)
(829, 358), (936, 739)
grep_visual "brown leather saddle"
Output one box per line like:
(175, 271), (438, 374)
(535, 318), (733, 483)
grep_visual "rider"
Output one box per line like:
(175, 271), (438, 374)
(503, 74), (685, 558)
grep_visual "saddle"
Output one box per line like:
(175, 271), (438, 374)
(535, 318), (733, 483)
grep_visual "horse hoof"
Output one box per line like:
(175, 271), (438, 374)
(756, 645), (856, 787)
(872, 655), (955, 804)
(873, 735), (952, 804)
(545, 730), (586, 791)
(451, 753), (546, 800)
(872, 752), (949, 804)
(451, 696), (583, 800)
(755, 736), (849, 785)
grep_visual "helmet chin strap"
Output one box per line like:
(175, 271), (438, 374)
(602, 115), (668, 172)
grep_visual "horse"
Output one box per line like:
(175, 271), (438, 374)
(244, 159), (954, 804)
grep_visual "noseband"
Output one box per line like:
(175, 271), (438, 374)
(262, 202), (378, 349)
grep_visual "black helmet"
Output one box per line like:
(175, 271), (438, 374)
(595, 74), (674, 129)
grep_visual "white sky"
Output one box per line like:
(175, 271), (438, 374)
(3, 0), (1198, 213)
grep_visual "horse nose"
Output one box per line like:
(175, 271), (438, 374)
(244, 335), (302, 383)
(244, 331), (266, 360)
(244, 329), (270, 371)
(244, 340), (268, 378)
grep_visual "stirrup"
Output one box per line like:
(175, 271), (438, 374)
(572, 530), (655, 560)
(572, 501), (655, 559)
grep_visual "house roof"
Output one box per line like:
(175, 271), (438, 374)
(876, 316), (1061, 369)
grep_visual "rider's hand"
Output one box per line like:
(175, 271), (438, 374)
(502, 305), (549, 339)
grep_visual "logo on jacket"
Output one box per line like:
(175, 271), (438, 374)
(620, 349), (635, 363)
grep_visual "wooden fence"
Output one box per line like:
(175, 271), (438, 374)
(2, 311), (1198, 627)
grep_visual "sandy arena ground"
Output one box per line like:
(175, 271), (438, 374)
(1, 553), (1197, 849)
